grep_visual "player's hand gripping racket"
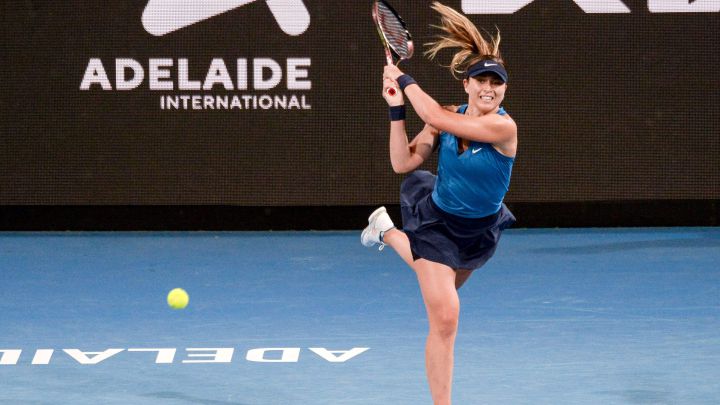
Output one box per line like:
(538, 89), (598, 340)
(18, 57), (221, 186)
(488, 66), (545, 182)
(372, 0), (414, 96)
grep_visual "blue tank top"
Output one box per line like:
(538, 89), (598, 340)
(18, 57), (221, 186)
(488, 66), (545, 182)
(431, 105), (514, 218)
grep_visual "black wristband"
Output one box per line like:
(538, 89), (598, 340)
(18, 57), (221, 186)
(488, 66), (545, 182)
(389, 105), (406, 121)
(397, 74), (417, 90)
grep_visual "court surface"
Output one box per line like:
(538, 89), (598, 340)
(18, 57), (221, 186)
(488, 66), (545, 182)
(1, 228), (718, 404)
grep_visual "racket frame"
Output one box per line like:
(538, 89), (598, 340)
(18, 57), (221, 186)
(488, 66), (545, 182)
(372, 0), (414, 96)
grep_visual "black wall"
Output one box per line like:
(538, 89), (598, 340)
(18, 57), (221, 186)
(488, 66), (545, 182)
(2, 1), (718, 229)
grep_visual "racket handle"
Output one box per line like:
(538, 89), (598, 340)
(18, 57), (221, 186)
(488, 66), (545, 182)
(386, 87), (397, 96)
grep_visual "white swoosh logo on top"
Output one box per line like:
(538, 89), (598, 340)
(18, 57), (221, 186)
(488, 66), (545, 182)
(142, 0), (310, 36)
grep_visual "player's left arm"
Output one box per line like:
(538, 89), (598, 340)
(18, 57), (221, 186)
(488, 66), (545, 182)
(383, 65), (515, 145)
(404, 85), (516, 145)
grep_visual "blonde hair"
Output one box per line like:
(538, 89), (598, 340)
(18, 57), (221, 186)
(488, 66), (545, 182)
(424, 2), (504, 79)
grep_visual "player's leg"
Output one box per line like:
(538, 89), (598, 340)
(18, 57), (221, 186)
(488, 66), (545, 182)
(380, 228), (414, 266)
(362, 207), (461, 403)
(414, 258), (460, 405)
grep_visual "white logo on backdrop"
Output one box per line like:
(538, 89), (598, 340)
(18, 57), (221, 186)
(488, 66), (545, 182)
(143, 0), (310, 36)
(461, 0), (719, 14)
(81, 0), (314, 111)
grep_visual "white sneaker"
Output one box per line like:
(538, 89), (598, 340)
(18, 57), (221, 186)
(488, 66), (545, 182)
(361, 206), (395, 250)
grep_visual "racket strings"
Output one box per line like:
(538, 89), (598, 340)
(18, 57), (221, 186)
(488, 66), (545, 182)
(377, 4), (411, 59)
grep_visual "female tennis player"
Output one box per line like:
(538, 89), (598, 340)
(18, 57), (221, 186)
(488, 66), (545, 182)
(361, 3), (517, 404)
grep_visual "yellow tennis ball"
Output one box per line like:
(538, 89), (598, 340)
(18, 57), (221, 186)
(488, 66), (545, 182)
(167, 288), (189, 309)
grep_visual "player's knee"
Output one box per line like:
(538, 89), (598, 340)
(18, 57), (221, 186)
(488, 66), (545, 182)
(429, 305), (459, 339)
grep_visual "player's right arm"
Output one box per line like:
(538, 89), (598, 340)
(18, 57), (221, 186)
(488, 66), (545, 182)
(383, 77), (440, 174)
(389, 122), (438, 174)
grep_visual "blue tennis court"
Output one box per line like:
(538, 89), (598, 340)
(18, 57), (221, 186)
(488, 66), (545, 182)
(1, 228), (718, 404)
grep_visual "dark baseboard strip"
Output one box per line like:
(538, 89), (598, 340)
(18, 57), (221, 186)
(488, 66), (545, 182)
(0, 201), (717, 231)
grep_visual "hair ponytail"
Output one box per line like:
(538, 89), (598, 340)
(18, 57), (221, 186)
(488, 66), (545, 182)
(424, 2), (504, 79)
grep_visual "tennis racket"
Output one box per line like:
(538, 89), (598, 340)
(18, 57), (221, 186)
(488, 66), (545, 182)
(372, 0), (414, 96)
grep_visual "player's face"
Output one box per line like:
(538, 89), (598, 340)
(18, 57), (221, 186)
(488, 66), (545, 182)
(464, 73), (507, 113)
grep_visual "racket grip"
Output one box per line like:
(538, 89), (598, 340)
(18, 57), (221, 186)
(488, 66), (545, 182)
(386, 87), (397, 96)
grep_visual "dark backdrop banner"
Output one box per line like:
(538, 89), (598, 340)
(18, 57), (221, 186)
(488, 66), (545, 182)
(2, 1), (719, 205)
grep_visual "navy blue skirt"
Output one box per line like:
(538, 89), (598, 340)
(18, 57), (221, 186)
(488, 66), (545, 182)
(400, 170), (516, 271)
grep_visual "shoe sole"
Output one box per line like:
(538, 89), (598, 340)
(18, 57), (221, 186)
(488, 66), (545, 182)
(361, 206), (387, 247)
(367, 206), (387, 224)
